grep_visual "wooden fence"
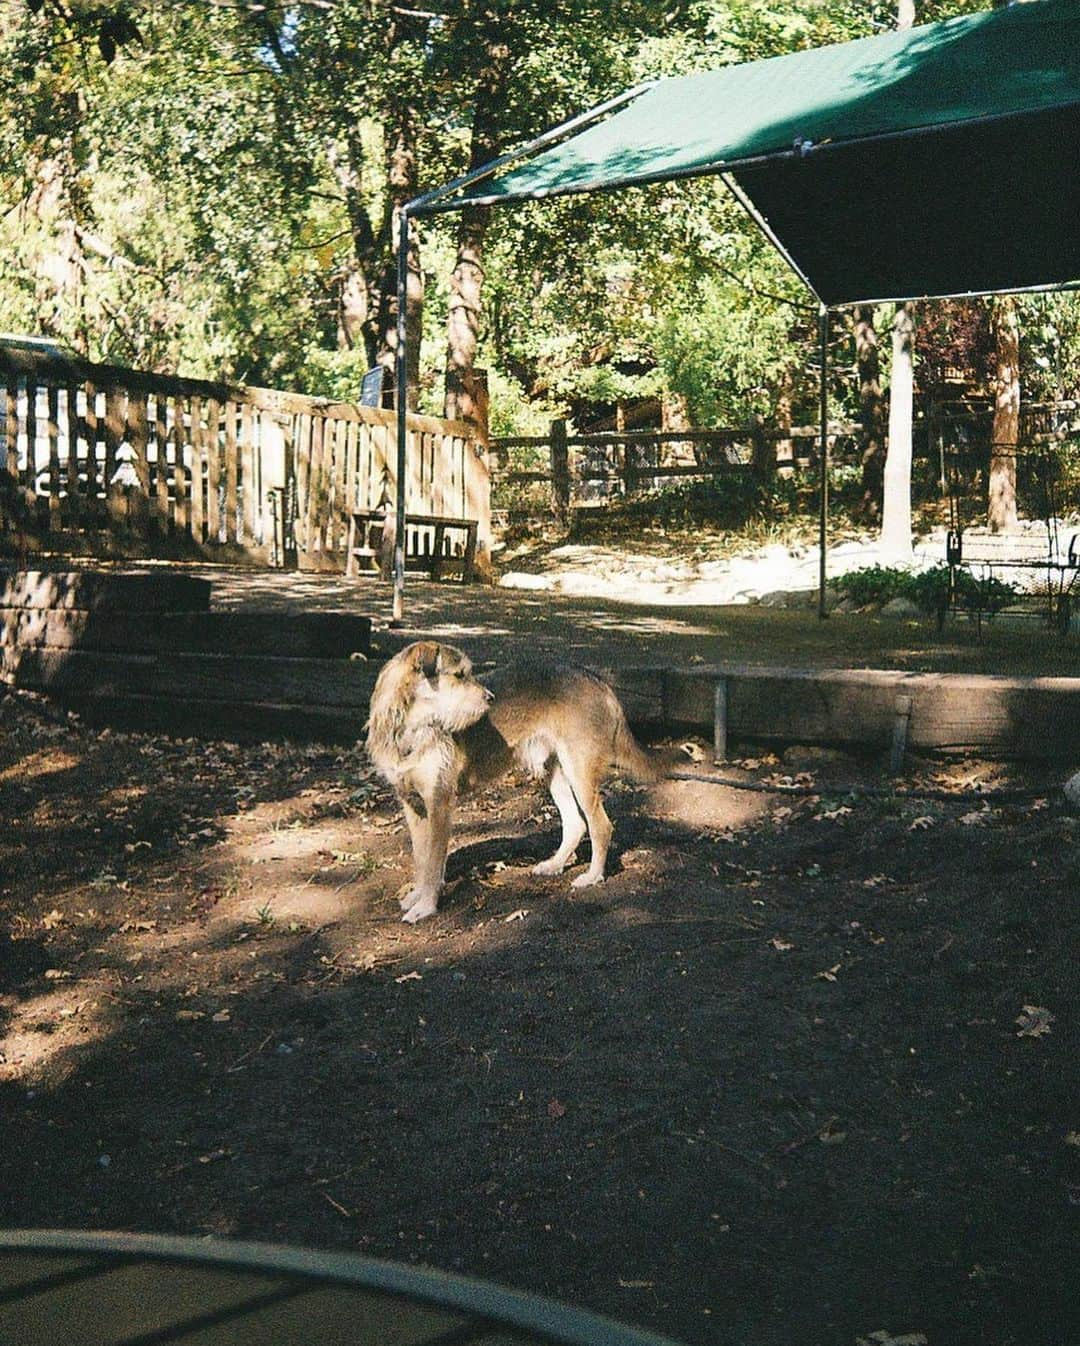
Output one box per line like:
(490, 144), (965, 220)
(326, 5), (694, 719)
(0, 345), (489, 571)
(491, 402), (1080, 520)
(491, 418), (859, 517)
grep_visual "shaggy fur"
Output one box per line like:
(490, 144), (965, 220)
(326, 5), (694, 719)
(366, 640), (659, 922)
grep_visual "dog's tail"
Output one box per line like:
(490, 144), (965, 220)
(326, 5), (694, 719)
(612, 715), (668, 784)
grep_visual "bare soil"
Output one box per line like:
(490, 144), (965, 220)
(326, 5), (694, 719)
(1, 689), (1078, 1346)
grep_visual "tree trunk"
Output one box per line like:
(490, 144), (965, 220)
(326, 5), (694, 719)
(882, 302), (915, 562)
(444, 23), (512, 427)
(775, 366), (794, 478)
(878, 0), (917, 558)
(661, 389), (694, 465)
(330, 130), (380, 366)
(379, 111), (422, 411)
(444, 205), (488, 424)
(30, 91), (91, 355)
(854, 305), (886, 519)
(988, 294), (1020, 532)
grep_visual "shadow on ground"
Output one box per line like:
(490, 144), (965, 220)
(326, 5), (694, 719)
(2, 692), (1078, 1346)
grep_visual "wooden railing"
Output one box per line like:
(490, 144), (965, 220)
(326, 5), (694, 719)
(0, 345), (489, 571)
(491, 417), (860, 517)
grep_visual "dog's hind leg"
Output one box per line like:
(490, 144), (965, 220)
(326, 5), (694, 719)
(559, 751), (613, 888)
(532, 763), (586, 877)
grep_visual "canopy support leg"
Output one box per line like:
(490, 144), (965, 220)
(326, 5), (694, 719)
(392, 208), (410, 626)
(817, 304), (830, 620)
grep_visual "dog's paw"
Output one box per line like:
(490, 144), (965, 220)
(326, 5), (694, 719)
(402, 895), (439, 923)
(400, 887), (428, 913)
(570, 870), (605, 889)
(532, 856), (570, 877)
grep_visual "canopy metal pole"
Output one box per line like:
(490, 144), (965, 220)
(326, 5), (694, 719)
(817, 304), (830, 620)
(392, 207), (410, 625)
(409, 81), (656, 219)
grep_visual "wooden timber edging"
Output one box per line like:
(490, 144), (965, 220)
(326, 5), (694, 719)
(6, 642), (1080, 759)
(0, 609), (372, 660)
(0, 568), (211, 612)
(1, 574), (1074, 755)
(604, 663), (1080, 763)
(0, 567), (376, 740)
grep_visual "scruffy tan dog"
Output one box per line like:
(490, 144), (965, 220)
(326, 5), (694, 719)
(366, 640), (660, 922)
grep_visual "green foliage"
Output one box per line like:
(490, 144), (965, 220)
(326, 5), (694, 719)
(833, 564), (1021, 613)
(575, 469), (801, 536)
(652, 259), (805, 425)
(0, 0), (1067, 455)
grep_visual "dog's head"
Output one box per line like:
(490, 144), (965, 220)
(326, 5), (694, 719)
(367, 641), (492, 764)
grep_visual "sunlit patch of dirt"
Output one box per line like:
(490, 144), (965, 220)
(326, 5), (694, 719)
(0, 746), (83, 783)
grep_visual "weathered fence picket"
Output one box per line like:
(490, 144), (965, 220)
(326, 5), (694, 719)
(0, 345), (489, 571)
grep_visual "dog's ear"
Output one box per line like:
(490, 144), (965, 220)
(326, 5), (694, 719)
(411, 641), (440, 682)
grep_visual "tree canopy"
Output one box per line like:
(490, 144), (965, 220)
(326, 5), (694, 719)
(2, 0), (1077, 439)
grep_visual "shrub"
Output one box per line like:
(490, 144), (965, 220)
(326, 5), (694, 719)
(834, 564), (1021, 614)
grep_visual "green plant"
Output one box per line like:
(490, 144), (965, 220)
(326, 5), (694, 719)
(254, 900), (276, 928)
(832, 565), (912, 607)
(834, 564), (1021, 614)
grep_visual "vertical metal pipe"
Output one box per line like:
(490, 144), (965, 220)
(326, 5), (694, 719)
(713, 678), (728, 764)
(817, 305), (830, 620)
(392, 208), (410, 625)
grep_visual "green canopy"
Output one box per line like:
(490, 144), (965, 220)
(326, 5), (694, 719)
(421, 0), (1080, 307)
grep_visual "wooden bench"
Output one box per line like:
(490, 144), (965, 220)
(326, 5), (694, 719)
(345, 507), (479, 583)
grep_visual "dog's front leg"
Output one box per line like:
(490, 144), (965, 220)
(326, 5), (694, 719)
(400, 786), (454, 923)
(399, 794), (430, 916)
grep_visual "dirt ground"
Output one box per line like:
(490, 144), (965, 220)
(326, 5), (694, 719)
(1, 686), (1078, 1346)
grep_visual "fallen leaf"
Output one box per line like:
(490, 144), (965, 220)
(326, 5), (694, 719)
(1015, 1005), (1055, 1037)
(815, 964), (841, 982)
(856, 1333), (928, 1346)
(770, 937), (794, 951)
(175, 1010), (205, 1022)
(547, 1098), (567, 1119)
(503, 909), (529, 923)
(395, 971), (423, 983)
(908, 816), (935, 831)
(44, 969), (72, 980)
(41, 909), (65, 929)
(211, 1009), (232, 1024)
